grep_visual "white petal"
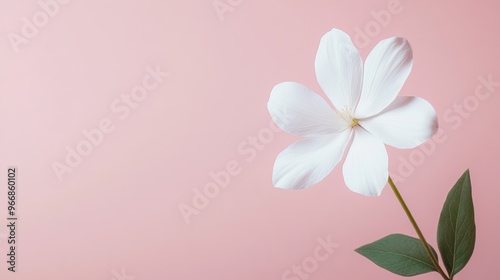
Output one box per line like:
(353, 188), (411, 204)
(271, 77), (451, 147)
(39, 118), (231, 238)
(355, 37), (413, 118)
(273, 130), (352, 190)
(268, 82), (349, 137)
(359, 96), (438, 149)
(315, 28), (364, 111)
(342, 127), (388, 196)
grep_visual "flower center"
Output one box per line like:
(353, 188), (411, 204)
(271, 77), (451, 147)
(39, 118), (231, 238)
(338, 107), (358, 128)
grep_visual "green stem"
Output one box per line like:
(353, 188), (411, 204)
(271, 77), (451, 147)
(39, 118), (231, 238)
(388, 176), (450, 280)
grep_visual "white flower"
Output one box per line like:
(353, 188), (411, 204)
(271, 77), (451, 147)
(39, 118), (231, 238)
(268, 28), (438, 196)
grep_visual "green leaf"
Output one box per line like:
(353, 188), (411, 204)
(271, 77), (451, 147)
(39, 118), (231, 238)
(355, 234), (438, 276)
(437, 169), (476, 277)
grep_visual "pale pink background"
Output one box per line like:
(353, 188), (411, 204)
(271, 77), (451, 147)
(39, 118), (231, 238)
(0, 0), (499, 279)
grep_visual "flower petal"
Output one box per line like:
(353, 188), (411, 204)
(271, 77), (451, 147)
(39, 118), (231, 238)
(315, 28), (364, 111)
(273, 130), (352, 190)
(268, 82), (349, 137)
(359, 96), (438, 149)
(355, 37), (413, 118)
(342, 127), (388, 196)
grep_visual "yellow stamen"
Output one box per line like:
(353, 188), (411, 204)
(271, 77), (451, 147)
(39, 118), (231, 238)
(351, 118), (358, 128)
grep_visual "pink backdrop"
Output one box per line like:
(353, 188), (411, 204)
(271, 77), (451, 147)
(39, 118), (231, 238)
(0, 0), (499, 279)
